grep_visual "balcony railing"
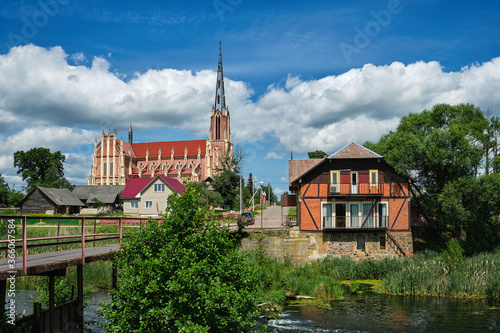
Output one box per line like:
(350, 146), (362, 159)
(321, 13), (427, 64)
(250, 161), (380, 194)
(323, 216), (388, 229)
(329, 182), (383, 196)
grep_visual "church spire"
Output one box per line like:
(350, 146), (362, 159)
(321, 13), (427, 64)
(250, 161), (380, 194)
(128, 123), (133, 144)
(214, 42), (226, 112)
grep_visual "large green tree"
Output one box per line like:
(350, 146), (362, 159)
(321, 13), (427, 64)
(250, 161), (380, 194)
(101, 182), (261, 332)
(365, 103), (500, 252)
(13, 147), (73, 192)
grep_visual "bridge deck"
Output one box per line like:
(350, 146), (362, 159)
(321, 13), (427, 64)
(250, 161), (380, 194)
(0, 244), (120, 280)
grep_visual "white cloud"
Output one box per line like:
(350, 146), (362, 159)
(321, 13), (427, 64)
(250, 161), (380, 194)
(280, 176), (287, 182)
(265, 152), (284, 160)
(1, 44), (500, 186)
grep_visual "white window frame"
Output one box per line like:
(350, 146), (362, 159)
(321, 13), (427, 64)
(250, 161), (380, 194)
(321, 202), (333, 229)
(370, 170), (378, 187)
(130, 200), (138, 209)
(154, 183), (165, 192)
(145, 201), (153, 209)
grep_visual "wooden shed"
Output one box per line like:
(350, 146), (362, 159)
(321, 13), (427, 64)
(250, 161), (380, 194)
(17, 187), (85, 215)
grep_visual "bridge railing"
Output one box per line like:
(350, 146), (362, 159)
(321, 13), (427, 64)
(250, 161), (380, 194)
(0, 216), (157, 276)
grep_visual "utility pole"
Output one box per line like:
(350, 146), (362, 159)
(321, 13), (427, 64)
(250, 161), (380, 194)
(239, 176), (243, 214)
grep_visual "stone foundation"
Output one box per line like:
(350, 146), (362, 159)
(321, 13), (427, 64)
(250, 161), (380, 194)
(240, 228), (413, 263)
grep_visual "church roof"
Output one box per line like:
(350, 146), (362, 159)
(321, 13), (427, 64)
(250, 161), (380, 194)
(121, 175), (185, 199)
(131, 140), (206, 159)
(328, 143), (382, 159)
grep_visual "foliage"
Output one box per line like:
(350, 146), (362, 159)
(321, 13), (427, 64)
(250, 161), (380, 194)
(211, 169), (240, 209)
(35, 276), (73, 310)
(383, 251), (500, 299)
(441, 238), (465, 272)
(13, 147), (73, 192)
(439, 174), (500, 253)
(0, 174), (24, 207)
(308, 150), (327, 159)
(365, 103), (500, 250)
(101, 182), (261, 332)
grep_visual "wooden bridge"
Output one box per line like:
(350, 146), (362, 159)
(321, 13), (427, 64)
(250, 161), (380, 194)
(0, 216), (155, 333)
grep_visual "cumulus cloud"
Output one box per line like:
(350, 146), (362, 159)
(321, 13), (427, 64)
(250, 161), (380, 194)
(265, 152), (284, 160)
(1, 44), (500, 186)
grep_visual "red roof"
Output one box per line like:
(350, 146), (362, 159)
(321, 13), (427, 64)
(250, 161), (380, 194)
(121, 175), (185, 199)
(130, 140), (206, 159)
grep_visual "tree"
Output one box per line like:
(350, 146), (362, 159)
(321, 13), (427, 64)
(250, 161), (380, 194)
(0, 175), (8, 206)
(101, 182), (261, 332)
(13, 147), (73, 192)
(439, 174), (500, 254)
(308, 150), (327, 159)
(365, 103), (500, 248)
(211, 145), (247, 210)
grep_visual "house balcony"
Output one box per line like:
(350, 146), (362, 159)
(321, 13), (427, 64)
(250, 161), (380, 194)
(329, 182), (384, 197)
(322, 216), (388, 230)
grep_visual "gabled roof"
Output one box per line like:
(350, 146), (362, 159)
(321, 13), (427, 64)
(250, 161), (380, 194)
(19, 187), (85, 207)
(329, 143), (382, 159)
(73, 185), (125, 204)
(130, 140), (206, 159)
(121, 175), (185, 199)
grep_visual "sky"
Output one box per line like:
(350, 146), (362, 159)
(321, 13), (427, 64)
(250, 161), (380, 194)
(0, 0), (500, 196)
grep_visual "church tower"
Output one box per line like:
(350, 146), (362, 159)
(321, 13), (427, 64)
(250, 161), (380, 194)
(207, 43), (232, 178)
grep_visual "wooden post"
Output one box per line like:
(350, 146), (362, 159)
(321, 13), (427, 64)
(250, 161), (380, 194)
(93, 218), (97, 247)
(0, 279), (6, 317)
(22, 216), (27, 276)
(56, 218), (61, 251)
(119, 218), (123, 245)
(81, 217), (85, 264)
(77, 264), (84, 331)
(34, 302), (43, 333)
(49, 275), (55, 332)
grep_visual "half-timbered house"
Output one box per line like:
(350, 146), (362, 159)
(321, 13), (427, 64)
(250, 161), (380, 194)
(289, 143), (413, 259)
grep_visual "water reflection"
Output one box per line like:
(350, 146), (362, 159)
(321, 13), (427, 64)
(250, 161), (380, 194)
(268, 287), (500, 332)
(8, 288), (500, 332)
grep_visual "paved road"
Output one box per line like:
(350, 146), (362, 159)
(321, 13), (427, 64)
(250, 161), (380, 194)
(262, 205), (289, 219)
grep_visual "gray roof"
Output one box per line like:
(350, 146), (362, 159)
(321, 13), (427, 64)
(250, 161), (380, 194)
(38, 187), (85, 207)
(73, 185), (125, 204)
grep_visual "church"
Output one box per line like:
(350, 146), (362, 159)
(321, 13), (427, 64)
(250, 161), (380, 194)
(88, 47), (232, 185)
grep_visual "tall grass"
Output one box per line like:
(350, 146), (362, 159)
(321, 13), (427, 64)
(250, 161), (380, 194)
(383, 251), (500, 299)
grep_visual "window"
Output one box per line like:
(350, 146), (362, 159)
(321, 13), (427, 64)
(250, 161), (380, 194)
(330, 170), (339, 193)
(370, 170), (378, 186)
(145, 201), (153, 209)
(166, 200), (172, 208)
(357, 235), (365, 251)
(380, 236), (386, 250)
(154, 183), (165, 192)
(130, 200), (138, 209)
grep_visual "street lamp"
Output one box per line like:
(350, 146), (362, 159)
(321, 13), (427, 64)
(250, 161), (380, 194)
(205, 181), (210, 212)
(259, 181), (264, 228)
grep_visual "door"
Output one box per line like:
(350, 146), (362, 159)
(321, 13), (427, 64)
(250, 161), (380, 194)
(378, 203), (387, 228)
(363, 203), (374, 228)
(322, 203), (333, 228)
(350, 203), (360, 228)
(335, 203), (346, 228)
(351, 172), (358, 194)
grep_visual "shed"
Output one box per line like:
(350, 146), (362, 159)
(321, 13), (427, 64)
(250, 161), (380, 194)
(17, 187), (85, 215)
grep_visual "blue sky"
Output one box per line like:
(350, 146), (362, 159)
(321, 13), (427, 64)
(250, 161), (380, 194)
(0, 0), (500, 195)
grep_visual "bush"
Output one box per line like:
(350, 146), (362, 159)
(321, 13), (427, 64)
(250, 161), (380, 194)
(101, 183), (261, 332)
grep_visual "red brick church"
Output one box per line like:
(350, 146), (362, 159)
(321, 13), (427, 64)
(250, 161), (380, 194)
(88, 47), (232, 185)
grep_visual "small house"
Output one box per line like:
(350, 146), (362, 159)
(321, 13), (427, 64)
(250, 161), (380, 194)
(72, 185), (125, 213)
(289, 143), (413, 259)
(17, 187), (85, 215)
(121, 175), (185, 216)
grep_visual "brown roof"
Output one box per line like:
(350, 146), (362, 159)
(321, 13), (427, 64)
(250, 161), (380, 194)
(329, 143), (382, 159)
(288, 159), (323, 187)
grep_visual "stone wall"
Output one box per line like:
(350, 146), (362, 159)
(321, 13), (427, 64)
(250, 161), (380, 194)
(240, 228), (413, 263)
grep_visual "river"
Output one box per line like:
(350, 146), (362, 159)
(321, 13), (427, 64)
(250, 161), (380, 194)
(9, 286), (500, 332)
